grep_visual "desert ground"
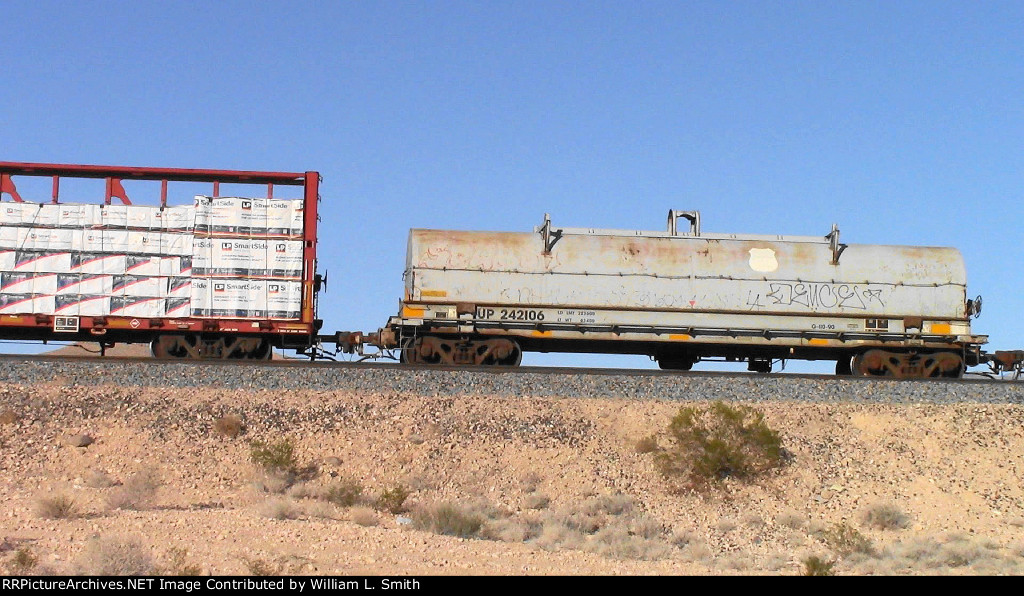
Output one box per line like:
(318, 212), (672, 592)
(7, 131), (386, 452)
(1, 360), (1023, 577)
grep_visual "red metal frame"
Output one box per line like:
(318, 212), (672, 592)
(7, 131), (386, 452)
(0, 161), (321, 346)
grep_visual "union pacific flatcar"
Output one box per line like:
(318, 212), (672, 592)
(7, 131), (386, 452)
(347, 211), (990, 378)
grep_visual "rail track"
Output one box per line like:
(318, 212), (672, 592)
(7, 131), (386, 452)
(0, 353), (1020, 385)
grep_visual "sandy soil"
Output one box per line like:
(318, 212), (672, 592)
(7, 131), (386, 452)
(1, 382), (1023, 576)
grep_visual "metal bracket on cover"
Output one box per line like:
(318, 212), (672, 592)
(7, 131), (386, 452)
(667, 210), (700, 236)
(826, 223), (845, 265)
(538, 213), (563, 255)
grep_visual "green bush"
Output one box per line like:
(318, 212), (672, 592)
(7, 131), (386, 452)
(323, 478), (364, 508)
(802, 555), (836, 576)
(249, 440), (298, 475)
(375, 485), (411, 514)
(653, 401), (783, 487)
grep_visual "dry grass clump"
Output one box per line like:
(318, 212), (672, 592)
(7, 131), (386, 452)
(214, 415), (245, 438)
(530, 494), (673, 560)
(519, 472), (542, 493)
(523, 493), (551, 510)
(412, 502), (484, 538)
(776, 510), (807, 530)
(73, 535), (155, 576)
(633, 435), (659, 454)
(715, 518), (738, 534)
(873, 534), (1013, 573)
(106, 469), (161, 511)
(36, 493), (79, 520)
(258, 498), (300, 520)
(652, 401), (784, 488)
(482, 516), (540, 543)
(350, 507), (379, 527)
(162, 547), (202, 576)
(7, 548), (37, 574)
(243, 556), (285, 576)
(860, 501), (911, 530)
(83, 470), (118, 489)
(374, 484), (410, 514)
(586, 525), (672, 560)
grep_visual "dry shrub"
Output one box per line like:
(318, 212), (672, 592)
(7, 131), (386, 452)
(551, 494), (634, 535)
(822, 522), (875, 557)
(106, 469), (161, 511)
(243, 556), (285, 576)
(715, 518), (738, 534)
(8, 548), (37, 573)
(882, 535), (1006, 572)
(258, 498), (300, 520)
(585, 525), (671, 560)
(301, 500), (340, 520)
(482, 517), (538, 543)
(163, 547), (201, 576)
(534, 495), (672, 560)
(322, 478), (364, 508)
(350, 507), (379, 527)
(73, 536), (155, 576)
(776, 511), (806, 530)
(523, 493), (550, 510)
(803, 555), (836, 576)
(653, 401), (783, 488)
(519, 472), (542, 493)
(214, 415), (245, 438)
(670, 527), (699, 548)
(682, 541), (713, 563)
(535, 522), (586, 552)
(634, 435), (659, 454)
(36, 493), (78, 520)
(84, 470), (118, 489)
(413, 502), (483, 538)
(374, 484), (410, 514)
(253, 473), (293, 495)
(861, 501), (911, 530)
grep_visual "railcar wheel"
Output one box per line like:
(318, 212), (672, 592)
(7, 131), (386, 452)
(151, 335), (200, 359)
(399, 336), (521, 366)
(853, 350), (964, 378)
(835, 356), (854, 376)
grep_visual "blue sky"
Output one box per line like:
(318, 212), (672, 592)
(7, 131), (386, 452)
(4, 1), (1023, 371)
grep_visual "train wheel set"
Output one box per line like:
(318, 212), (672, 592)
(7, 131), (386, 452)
(2, 161), (1022, 379)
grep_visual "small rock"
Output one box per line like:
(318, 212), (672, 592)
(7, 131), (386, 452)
(0, 409), (18, 425)
(64, 434), (94, 448)
(324, 456), (343, 466)
(396, 516), (413, 526)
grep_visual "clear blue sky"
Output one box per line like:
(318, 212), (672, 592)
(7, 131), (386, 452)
(4, 1), (1023, 371)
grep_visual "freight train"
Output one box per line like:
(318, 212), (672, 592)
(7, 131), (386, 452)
(1, 161), (1020, 378)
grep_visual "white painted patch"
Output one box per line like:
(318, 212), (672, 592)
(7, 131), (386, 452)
(748, 248), (778, 273)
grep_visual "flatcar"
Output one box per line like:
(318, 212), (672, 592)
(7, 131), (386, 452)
(343, 211), (1006, 378)
(0, 162), (322, 359)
